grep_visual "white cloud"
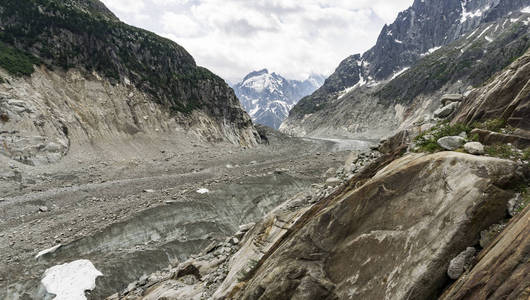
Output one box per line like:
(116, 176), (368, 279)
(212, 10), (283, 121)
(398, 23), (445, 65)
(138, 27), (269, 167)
(100, 0), (413, 82)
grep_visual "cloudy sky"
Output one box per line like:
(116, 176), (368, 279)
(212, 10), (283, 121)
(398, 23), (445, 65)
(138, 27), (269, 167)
(100, 0), (413, 82)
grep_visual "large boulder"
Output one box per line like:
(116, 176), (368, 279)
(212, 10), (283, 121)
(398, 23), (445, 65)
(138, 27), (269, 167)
(441, 94), (463, 106)
(464, 142), (485, 155)
(437, 136), (466, 150)
(434, 102), (459, 119)
(219, 152), (522, 300)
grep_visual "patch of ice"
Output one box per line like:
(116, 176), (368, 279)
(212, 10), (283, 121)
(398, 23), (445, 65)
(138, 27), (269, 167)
(35, 244), (62, 259)
(41, 260), (102, 300)
(196, 188), (209, 194)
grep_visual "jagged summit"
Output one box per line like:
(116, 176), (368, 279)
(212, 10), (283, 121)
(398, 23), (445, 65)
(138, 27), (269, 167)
(234, 70), (324, 129)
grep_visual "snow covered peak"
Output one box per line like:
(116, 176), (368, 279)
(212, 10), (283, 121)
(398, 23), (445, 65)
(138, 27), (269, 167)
(234, 70), (325, 129)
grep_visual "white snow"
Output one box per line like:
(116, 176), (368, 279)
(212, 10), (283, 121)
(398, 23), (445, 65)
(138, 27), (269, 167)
(467, 28), (480, 39)
(41, 260), (102, 300)
(196, 188), (209, 194)
(420, 46), (441, 57)
(391, 67), (410, 80)
(485, 36), (493, 42)
(387, 30), (393, 36)
(460, 1), (489, 23)
(394, 39), (403, 44)
(510, 17), (520, 23)
(476, 25), (493, 40)
(338, 86), (356, 99)
(524, 17), (530, 26)
(522, 6), (530, 14)
(35, 244), (62, 259)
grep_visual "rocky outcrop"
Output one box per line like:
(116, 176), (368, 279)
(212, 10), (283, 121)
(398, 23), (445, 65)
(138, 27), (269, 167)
(452, 50), (530, 139)
(212, 152), (523, 299)
(0, 0), (259, 166)
(440, 205), (530, 300)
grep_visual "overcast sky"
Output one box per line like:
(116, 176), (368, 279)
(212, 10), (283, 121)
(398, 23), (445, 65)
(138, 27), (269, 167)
(100, 0), (414, 82)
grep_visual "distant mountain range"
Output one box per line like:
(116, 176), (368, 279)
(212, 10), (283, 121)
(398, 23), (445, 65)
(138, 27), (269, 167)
(233, 69), (325, 129)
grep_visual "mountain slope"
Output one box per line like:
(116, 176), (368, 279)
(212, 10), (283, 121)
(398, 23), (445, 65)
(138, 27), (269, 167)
(282, 0), (530, 139)
(233, 69), (324, 129)
(0, 0), (259, 165)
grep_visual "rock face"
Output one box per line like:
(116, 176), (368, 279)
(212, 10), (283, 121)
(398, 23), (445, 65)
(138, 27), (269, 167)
(440, 206), (530, 300)
(447, 247), (477, 280)
(281, 0), (530, 139)
(0, 0), (259, 165)
(216, 152), (522, 299)
(452, 50), (530, 139)
(233, 70), (324, 129)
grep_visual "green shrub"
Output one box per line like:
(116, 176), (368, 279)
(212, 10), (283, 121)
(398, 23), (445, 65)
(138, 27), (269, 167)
(522, 148), (530, 161)
(472, 118), (506, 132)
(0, 42), (40, 76)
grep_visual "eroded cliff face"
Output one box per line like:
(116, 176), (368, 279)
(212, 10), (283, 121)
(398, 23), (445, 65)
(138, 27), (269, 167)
(0, 67), (258, 166)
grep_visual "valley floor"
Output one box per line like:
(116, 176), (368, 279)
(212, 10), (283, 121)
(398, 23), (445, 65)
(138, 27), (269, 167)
(0, 131), (372, 299)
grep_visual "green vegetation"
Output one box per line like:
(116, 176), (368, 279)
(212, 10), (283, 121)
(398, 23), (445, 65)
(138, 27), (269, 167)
(484, 144), (519, 159)
(0, 42), (40, 76)
(414, 122), (472, 153)
(523, 148), (530, 161)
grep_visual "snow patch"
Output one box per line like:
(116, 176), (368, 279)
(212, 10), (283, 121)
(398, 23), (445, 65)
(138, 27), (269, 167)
(41, 260), (102, 300)
(394, 39), (403, 44)
(460, 1), (489, 23)
(485, 36), (493, 42)
(420, 46), (441, 57)
(35, 244), (62, 259)
(391, 67), (410, 80)
(196, 188), (209, 194)
(522, 6), (530, 14)
(476, 25), (493, 40)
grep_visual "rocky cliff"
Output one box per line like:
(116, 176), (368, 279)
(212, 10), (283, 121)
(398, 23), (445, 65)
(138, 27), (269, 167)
(233, 70), (324, 129)
(281, 0), (530, 139)
(0, 0), (259, 166)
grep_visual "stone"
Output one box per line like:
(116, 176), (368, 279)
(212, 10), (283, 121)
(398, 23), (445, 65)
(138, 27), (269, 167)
(507, 193), (523, 217)
(39, 206), (49, 212)
(437, 136), (466, 150)
(434, 102), (459, 119)
(325, 177), (341, 186)
(463, 142), (484, 155)
(238, 223), (255, 232)
(447, 247), (477, 280)
(143, 189), (155, 193)
(441, 94), (463, 106)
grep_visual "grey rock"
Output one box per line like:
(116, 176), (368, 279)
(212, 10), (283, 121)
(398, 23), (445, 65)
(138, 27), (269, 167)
(441, 94), (463, 106)
(238, 223), (256, 232)
(38, 206), (49, 212)
(434, 102), (459, 119)
(507, 193), (523, 217)
(437, 136), (466, 150)
(464, 142), (485, 155)
(325, 177), (341, 186)
(447, 247), (476, 280)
